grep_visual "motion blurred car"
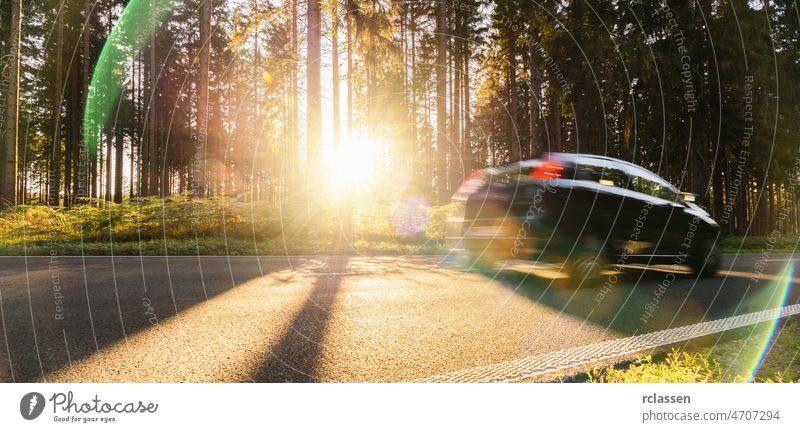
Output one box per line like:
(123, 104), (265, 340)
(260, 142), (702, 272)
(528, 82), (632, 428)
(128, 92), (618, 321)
(448, 153), (721, 282)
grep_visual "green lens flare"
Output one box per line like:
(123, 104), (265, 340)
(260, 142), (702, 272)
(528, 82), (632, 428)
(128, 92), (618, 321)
(83, 0), (175, 156)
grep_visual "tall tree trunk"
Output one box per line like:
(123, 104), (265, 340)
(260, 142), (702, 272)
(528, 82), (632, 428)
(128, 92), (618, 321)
(507, 29), (519, 162)
(529, 25), (541, 157)
(409, 7), (418, 177)
(331, 0), (340, 148)
(346, 2), (353, 138)
(140, 78), (149, 194)
(196, 0), (211, 198)
(76, 0), (91, 203)
(529, 75), (541, 157)
(463, 40), (472, 176)
(105, 129), (112, 202)
(366, 60), (374, 137)
(712, 143), (726, 231)
(1, 0), (21, 207)
(97, 139), (103, 200)
(102, 18), (113, 205)
(114, 101), (124, 204)
(209, 82), (224, 196)
(736, 172), (748, 236)
(252, 7), (261, 199)
(307, 0), (322, 176)
(91, 136), (98, 199)
(688, 0), (709, 205)
(49, 6), (64, 206)
(291, 0), (300, 189)
(131, 56), (140, 199)
(688, 76), (708, 205)
(550, 87), (562, 152)
(137, 53), (145, 197)
(333, 0), (351, 248)
(130, 124), (136, 199)
(141, 20), (151, 194)
(65, 70), (74, 207)
(767, 181), (775, 233)
(435, 0), (448, 203)
(147, 1), (159, 196)
(452, 10), (462, 187)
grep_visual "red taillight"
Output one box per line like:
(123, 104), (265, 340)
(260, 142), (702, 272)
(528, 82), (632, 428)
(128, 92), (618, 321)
(530, 162), (564, 180)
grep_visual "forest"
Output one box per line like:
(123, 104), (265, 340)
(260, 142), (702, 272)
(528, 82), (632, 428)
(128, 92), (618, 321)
(0, 0), (799, 254)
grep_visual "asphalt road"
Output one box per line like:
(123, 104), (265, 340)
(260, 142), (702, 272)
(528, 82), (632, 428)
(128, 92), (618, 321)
(0, 253), (798, 382)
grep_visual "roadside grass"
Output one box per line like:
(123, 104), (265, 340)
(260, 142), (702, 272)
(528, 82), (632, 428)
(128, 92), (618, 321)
(585, 350), (725, 383)
(584, 318), (800, 383)
(720, 235), (799, 253)
(693, 318), (800, 383)
(0, 197), (453, 256)
(0, 198), (796, 256)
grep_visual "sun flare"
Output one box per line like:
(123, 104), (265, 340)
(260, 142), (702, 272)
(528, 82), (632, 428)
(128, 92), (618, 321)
(325, 134), (381, 195)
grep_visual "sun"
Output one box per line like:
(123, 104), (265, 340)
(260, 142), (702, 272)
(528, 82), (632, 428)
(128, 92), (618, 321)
(325, 133), (381, 196)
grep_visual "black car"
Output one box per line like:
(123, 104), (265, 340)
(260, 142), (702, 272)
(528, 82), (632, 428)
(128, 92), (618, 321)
(448, 153), (721, 282)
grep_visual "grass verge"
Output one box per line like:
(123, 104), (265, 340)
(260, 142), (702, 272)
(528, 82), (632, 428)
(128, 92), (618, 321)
(0, 198), (796, 256)
(0, 197), (452, 256)
(583, 318), (800, 383)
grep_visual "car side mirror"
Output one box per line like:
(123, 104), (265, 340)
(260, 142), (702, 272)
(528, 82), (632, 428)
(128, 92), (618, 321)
(681, 192), (696, 203)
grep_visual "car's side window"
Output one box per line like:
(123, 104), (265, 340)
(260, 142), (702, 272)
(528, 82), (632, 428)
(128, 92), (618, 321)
(577, 164), (629, 189)
(631, 176), (656, 197)
(626, 166), (678, 201)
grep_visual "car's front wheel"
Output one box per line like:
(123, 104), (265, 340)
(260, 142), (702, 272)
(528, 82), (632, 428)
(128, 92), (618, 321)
(689, 238), (720, 278)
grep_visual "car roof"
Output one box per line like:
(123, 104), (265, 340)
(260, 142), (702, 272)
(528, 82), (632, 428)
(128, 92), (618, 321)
(524, 152), (657, 174)
(514, 153), (625, 170)
(517, 152), (678, 191)
(547, 152), (637, 168)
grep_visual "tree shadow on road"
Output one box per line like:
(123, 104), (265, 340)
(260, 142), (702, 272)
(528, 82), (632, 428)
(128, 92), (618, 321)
(0, 256), (297, 383)
(251, 256), (349, 382)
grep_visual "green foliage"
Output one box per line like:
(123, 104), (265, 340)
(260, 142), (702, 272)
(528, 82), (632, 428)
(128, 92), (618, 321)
(585, 350), (726, 383)
(0, 198), (452, 255)
(585, 343), (800, 383)
(2, 200), (793, 255)
(702, 319), (800, 382)
(0, 205), (74, 243)
(720, 235), (799, 253)
(756, 373), (800, 383)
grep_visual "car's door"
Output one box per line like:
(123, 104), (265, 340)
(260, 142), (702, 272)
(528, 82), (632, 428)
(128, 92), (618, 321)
(566, 158), (632, 255)
(624, 166), (686, 258)
(563, 158), (666, 259)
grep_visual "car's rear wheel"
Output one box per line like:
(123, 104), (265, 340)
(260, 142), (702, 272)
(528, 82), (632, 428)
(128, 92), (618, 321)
(689, 238), (720, 278)
(566, 240), (608, 286)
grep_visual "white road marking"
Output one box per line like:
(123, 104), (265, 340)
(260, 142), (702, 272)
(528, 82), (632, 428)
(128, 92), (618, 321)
(416, 302), (800, 383)
(62, 329), (73, 369)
